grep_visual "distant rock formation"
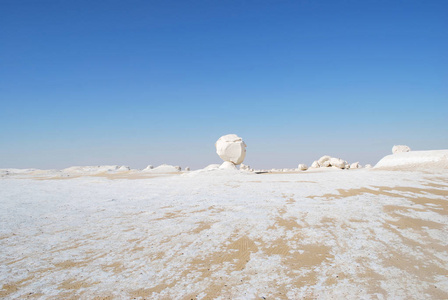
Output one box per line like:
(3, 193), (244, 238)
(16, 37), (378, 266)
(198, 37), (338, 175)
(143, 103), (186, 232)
(311, 156), (349, 169)
(240, 163), (253, 172)
(375, 150), (448, 170)
(350, 162), (361, 169)
(215, 134), (247, 168)
(298, 164), (308, 171)
(392, 145), (411, 154)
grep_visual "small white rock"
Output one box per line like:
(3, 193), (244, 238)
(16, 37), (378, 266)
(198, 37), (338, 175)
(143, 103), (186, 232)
(392, 145), (411, 154)
(298, 164), (308, 171)
(350, 162), (361, 169)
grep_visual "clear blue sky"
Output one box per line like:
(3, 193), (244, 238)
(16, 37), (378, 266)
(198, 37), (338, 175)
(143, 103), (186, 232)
(1, 0), (447, 169)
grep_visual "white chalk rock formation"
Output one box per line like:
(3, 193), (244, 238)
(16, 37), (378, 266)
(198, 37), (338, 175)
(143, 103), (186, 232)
(240, 163), (252, 171)
(298, 164), (308, 171)
(185, 167), (191, 171)
(311, 161), (320, 168)
(365, 164), (373, 168)
(375, 150), (448, 170)
(219, 161), (238, 170)
(350, 162), (361, 169)
(318, 156), (332, 167)
(215, 134), (246, 165)
(329, 157), (347, 169)
(315, 156), (348, 169)
(143, 165), (154, 171)
(392, 145), (411, 154)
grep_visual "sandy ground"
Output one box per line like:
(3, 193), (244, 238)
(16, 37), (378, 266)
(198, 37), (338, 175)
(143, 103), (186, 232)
(1, 169), (447, 299)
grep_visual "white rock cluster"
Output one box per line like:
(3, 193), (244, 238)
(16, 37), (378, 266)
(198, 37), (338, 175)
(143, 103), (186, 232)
(215, 134), (247, 168)
(240, 163), (253, 172)
(310, 156), (349, 169)
(392, 145), (411, 154)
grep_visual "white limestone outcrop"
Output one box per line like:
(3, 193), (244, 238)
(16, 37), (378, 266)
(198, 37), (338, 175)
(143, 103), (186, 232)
(375, 150), (448, 170)
(392, 145), (411, 154)
(311, 161), (320, 168)
(316, 156), (348, 169)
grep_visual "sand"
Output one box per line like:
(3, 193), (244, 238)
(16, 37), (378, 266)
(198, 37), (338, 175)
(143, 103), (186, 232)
(1, 169), (447, 299)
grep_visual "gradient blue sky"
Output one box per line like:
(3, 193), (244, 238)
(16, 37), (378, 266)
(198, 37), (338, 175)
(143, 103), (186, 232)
(1, 0), (447, 169)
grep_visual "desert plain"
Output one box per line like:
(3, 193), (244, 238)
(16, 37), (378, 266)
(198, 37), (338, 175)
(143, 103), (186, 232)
(1, 163), (447, 300)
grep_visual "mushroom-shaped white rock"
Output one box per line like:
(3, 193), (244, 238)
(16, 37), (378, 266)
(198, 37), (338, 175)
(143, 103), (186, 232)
(392, 145), (411, 154)
(215, 134), (247, 165)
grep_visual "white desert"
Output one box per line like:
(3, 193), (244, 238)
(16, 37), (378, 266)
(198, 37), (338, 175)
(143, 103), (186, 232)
(1, 137), (448, 299)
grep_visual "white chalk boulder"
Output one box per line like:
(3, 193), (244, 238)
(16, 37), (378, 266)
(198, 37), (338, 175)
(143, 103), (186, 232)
(392, 145), (411, 154)
(215, 134), (247, 165)
(311, 161), (320, 168)
(329, 157), (347, 169)
(298, 164), (308, 171)
(350, 162), (361, 169)
(316, 155), (348, 169)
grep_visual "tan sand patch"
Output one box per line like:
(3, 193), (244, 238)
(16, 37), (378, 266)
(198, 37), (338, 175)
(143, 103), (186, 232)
(309, 185), (448, 200)
(59, 278), (95, 290)
(0, 275), (35, 297)
(102, 262), (125, 274)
